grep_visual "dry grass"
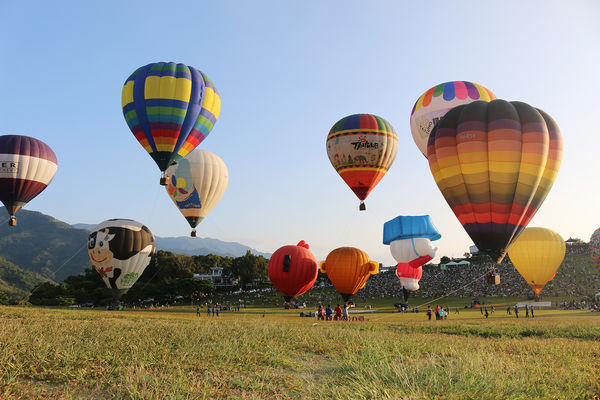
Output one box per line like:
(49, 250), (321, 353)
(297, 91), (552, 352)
(0, 306), (599, 399)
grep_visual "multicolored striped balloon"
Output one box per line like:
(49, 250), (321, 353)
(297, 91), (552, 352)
(0, 135), (57, 226)
(410, 81), (496, 156)
(590, 228), (600, 269)
(326, 114), (398, 210)
(121, 62), (221, 179)
(427, 100), (563, 263)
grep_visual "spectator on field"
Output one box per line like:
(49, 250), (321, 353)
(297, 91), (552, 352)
(325, 305), (333, 320)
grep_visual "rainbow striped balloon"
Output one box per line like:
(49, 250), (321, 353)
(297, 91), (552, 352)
(427, 100), (563, 263)
(590, 228), (600, 269)
(121, 62), (221, 174)
(410, 81), (495, 157)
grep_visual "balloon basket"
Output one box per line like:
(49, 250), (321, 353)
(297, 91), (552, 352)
(8, 217), (16, 227)
(359, 202), (366, 211)
(191, 230), (197, 237)
(159, 176), (167, 186)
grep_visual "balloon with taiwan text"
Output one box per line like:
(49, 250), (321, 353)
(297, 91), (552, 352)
(165, 149), (228, 237)
(0, 135), (57, 226)
(267, 240), (318, 302)
(121, 62), (221, 184)
(326, 114), (398, 210)
(410, 81), (496, 156)
(427, 99), (563, 263)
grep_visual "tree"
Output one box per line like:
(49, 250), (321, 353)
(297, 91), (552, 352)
(0, 291), (9, 305)
(226, 251), (268, 287)
(29, 282), (65, 305)
(440, 256), (451, 265)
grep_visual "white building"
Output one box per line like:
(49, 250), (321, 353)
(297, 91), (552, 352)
(193, 267), (237, 287)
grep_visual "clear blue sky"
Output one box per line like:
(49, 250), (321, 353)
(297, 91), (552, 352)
(1, 1), (599, 266)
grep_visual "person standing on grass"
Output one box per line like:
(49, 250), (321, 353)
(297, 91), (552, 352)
(334, 304), (342, 321)
(325, 305), (333, 321)
(525, 304), (529, 318)
(507, 307), (511, 315)
(530, 305), (534, 318)
(342, 304), (349, 321)
(484, 307), (489, 318)
(196, 306), (200, 317)
(212, 307), (215, 317)
(426, 306), (432, 321)
(207, 306), (211, 316)
(480, 306), (483, 316)
(216, 307), (219, 317)
(514, 305), (519, 318)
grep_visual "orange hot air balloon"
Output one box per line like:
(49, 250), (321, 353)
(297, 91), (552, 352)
(319, 247), (379, 301)
(326, 114), (398, 210)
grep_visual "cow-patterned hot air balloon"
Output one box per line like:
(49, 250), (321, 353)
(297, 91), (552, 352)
(88, 219), (155, 296)
(0, 135), (57, 226)
(326, 114), (398, 210)
(319, 247), (379, 301)
(427, 100), (563, 263)
(590, 228), (600, 269)
(268, 240), (318, 302)
(507, 227), (565, 295)
(410, 81), (496, 157)
(121, 62), (221, 185)
(165, 149), (228, 237)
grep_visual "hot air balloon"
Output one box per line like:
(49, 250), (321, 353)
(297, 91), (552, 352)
(0, 135), (57, 226)
(590, 228), (600, 269)
(383, 215), (441, 269)
(326, 114), (398, 210)
(427, 100), (563, 264)
(319, 247), (379, 301)
(165, 149), (228, 236)
(121, 62), (221, 185)
(410, 81), (496, 156)
(88, 219), (155, 296)
(396, 263), (422, 302)
(508, 227), (565, 294)
(268, 240), (318, 302)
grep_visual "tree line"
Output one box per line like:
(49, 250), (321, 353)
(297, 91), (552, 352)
(27, 250), (270, 306)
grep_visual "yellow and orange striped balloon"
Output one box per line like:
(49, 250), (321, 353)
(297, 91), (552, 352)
(427, 100), (562, 263)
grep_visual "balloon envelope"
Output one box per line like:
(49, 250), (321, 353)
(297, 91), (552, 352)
(591, 228), (600, 269)
(410, 81), (496, 156)
(427, 100), (563, 263)
(121, 62), (221, 173)
(326, 114), (398, 208)
(88, 219), (155, 294)
(0, 135), (57, 224)
(268, 240), (318, 301)
(507, 227), (565, 294)
(165, 149), (228, 234)
(396, 263), (422, 291)
(319, 247), (378, 301)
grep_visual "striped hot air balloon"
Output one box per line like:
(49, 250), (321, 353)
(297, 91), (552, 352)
(0, 135), (57, 226)
(121, 62), (221, 184)
(326, 114), (398, 210)
(410, 81), (496, 157)
(427, 100), (563, 263)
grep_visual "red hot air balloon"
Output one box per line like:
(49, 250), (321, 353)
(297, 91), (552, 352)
(0, 135), (58, 226)
(267, 240), (318, 302)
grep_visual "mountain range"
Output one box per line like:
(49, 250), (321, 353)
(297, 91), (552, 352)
(0, 209), (270, 299)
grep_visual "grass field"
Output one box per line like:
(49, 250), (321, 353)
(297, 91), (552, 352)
(1, 305), (599, 399)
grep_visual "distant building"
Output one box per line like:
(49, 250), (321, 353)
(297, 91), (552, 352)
(193, 267), (238, 287)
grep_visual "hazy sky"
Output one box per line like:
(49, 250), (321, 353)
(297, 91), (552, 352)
(1, 1), (599, 265)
